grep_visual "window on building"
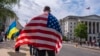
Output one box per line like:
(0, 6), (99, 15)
(70, 30), (72, 32)
(97, 22), (99, 33)
(70, 22), (72, 24)
(93, 22), (95, 34)
(85, 21), (87, 25)
(70, 26), (72, 28)
(89, 22), (91, 34)
(81, 21), (83, 23)
(70, 34), (72, 36)
(74, 23), (76, 25)
(89, 36), (92, 42)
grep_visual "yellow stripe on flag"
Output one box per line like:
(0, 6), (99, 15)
(7, 27), (19, 39)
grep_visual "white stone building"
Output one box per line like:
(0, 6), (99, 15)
(60, 15), (100, 41)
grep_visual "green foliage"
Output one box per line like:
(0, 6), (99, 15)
(0, 8), (18, 18)
(0, 0), (20, 18)
(74, 23), (88, 39)
(0, 0), (20, 31)
(63, 36), (69, 41)
(0, 0), (19, 5)
(63, 36), (66, 41)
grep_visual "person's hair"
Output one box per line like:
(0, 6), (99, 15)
(43, 6), (51, 12)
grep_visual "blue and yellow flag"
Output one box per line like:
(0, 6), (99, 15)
(6, 21), (19, 39)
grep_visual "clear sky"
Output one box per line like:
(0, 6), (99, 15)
(13, 0), (100, 26)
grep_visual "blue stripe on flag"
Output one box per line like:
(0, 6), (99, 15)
(6, 21), (17, 35)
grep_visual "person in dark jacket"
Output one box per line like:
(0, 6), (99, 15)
(0, 31), (3, 42)
(15, 29), (22, 52)
(15, 29), (36, 56)
(36, 6), (56, 56)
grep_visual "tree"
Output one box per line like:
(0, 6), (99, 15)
(0, 0), (20, 31)
(74, 23), (88, 45)
(63, 36), (69, 41)
(0, 0), (20, 18)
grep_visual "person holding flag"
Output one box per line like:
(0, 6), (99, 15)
(15, 29), (22, 52)
(15, 6), (62, 56)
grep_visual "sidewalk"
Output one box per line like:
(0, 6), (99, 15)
(63, 41), (100, 51)
(81, 44), (100, 51)
(0, 40), (30, 56)
(0, 41), (100, 56)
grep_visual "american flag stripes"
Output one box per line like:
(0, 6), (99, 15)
(15, 13), (62, 53)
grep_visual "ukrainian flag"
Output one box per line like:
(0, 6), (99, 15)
(6, 21), (19, 39)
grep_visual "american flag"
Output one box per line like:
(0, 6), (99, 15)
(86, 7), (90, 10)
(15, 13), (62, 53)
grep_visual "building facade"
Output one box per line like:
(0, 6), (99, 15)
(60, 15), (100, 42)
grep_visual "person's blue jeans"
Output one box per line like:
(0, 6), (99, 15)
(29, 45), (38, 56)
(37, 50), (55, 56)
(99, 42), (100, 48)
(29, 45), (33, 55)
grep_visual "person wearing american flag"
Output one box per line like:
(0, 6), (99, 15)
(15, 6), (63, 56)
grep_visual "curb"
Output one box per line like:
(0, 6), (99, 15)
(81, 45), (100, 51)
(63, 41), (100, 51)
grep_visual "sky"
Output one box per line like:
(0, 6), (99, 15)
(13, 0), (100, 27)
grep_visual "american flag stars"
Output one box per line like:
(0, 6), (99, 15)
(47, 13), (62, 34)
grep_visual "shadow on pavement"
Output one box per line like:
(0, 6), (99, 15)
(8, 51), (26, 56)
(20, 47), (29, 51)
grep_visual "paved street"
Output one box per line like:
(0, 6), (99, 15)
(57, 44), (100, 56)
(0, 41), (100, 56)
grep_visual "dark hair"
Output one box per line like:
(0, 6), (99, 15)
(43, 6), (51, 12)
